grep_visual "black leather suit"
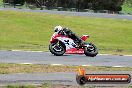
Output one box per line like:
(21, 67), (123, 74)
(62, 28), (82, 44)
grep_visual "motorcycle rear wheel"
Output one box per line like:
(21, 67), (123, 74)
(84, 43), (98, 57)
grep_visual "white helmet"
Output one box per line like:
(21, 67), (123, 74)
(54, 26), (62, 33)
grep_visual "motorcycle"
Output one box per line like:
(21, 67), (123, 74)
(49, 31), (98, 57)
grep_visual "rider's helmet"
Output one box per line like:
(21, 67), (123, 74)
(54, 26), (62, 33)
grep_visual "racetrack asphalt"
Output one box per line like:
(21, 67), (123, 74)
(0, 51), (132, 87)
(0, 8), (132, 20)
(0, 71), (132, 87)
(0, 51), (132, 67)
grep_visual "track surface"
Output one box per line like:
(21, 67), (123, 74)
(0, 51), (132, 67)
(0, 71), (132, 87)
(0, 8), (132, 20)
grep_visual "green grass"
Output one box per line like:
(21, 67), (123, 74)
(6, 83), (51, 88)
(0, 63), (132, 74)
(5, 83), (132, 88)
(6, 83), (71, 88)
(0, 10), (132, 54)
(5, 84), (132, 88)
(6, 85), (36, 88)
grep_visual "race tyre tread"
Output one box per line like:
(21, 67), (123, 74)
(49, 43), (65, 56)
(84, 43), (98, 57)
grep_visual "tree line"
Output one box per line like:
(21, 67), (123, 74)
(4, 0), (125, 11)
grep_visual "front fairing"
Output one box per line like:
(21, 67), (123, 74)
(50, 32), (60, 43)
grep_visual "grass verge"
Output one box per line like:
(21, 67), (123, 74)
(0, 10), (132, 54)
(5, 83), (132, 88)
(0, 63), (132, 74)
(6, 85), (36, 88)
(5, 84), (82, 88)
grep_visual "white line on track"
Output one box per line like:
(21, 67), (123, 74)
(1, 50), (132, 56)
(20, 63), (33, 65)
(123, 55), (132, 56)
(82, 65), (92, 66)
(12, 50), (44, 52)
(98, 54), (110, 56)
(18, 63), (127, 68)
(112, 66), (125, 67)
(50, 64), (63, 66)
(12, 50), (22, 51)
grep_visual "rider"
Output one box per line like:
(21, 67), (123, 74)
(54, 26), (84, 46)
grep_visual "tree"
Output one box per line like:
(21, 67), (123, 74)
(125, 0), (132, 6)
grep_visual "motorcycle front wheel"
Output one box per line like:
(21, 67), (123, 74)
(84, 43), (98, 57)
(49, 42), (65, 56)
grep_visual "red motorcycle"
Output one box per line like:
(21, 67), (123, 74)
(49, 31), (98, 57)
